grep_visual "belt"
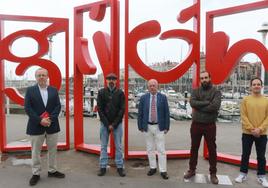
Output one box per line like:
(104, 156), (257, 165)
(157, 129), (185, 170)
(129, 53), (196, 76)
(148, 122), (158, 125)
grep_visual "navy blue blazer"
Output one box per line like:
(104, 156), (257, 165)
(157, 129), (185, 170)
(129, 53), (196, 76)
(138, 92), (170, 132)
(24, 84), (61, 135)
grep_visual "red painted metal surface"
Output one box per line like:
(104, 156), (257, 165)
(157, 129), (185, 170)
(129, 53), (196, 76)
(206, 1), (268, 84)
(73, 0), (120, 158)
(216, 153), (268, 171)
(205, 0), (268, 169)
(0, 14), (70, 152)
(0, 19), (5, 152)
(127, 150), (191, 159)
(4, 142), (67, 152)
(124, 0), (200, 159)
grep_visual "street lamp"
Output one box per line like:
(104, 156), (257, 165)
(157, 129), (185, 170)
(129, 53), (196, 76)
(48, 34), (56, 60)
(257, 22), (268, 93)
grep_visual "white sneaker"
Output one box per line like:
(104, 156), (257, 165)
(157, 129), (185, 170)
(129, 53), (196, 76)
(257, 176), (268, 187)
(235, 173), (247, 183)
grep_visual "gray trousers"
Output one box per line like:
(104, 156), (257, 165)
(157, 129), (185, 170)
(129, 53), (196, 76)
(30, 133), (58, 175)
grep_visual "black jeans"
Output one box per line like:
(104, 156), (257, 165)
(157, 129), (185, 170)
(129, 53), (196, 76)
(240, 133), (267, 175)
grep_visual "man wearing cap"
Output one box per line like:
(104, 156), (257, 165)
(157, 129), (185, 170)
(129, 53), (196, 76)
(97, 73), (126, 177)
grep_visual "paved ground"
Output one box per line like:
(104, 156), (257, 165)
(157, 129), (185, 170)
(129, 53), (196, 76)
(0, 115), (266, 188)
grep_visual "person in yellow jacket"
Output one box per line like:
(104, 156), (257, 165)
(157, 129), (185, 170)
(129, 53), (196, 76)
(235, 77), (268, 188)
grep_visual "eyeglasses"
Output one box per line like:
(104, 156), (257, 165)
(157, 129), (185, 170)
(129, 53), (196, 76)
(200, 76), (209, 80)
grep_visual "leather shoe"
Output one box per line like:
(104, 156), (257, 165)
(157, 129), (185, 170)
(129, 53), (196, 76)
(210, 174), (219, 184)
(160, 172), (169, 180)
(29, 175), (40, 186)
(48, 171), (65, 178)
(147, 168), (157, 176)
(183, 170), (196, 179)
(117, 168), (126, 177)
(97, 168), (106, 176)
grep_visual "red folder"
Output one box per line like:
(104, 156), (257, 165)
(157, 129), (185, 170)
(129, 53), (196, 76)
(40, 111), (49, 118)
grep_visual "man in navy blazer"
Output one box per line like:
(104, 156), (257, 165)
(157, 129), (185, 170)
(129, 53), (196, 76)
(138, 79), (170, 180)
(24, 68), (65, 186)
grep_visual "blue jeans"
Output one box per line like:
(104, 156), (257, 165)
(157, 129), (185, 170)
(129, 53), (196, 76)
(240, 133), (267, 175)
(99, 123), (124, 168)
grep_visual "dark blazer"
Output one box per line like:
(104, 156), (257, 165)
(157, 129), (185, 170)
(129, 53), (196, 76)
(24, 84), (61, 135)
(138, 92), (170, 132)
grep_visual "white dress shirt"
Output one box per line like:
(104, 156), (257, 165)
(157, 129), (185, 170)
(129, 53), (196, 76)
(38, 85), (48, 107)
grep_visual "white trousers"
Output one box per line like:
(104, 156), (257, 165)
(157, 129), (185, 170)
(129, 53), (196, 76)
(145, 125), (167, 172)
(31, 133), (58, 175)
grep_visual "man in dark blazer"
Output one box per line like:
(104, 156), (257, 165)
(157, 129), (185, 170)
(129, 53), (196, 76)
(24, 68), (65, 186)
(138, 79), (170, 180)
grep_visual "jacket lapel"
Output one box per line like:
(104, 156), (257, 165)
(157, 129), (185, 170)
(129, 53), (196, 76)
(46, 86), (52, 108)
(156, 92), (160, 109)
(145, 93), (150, 112)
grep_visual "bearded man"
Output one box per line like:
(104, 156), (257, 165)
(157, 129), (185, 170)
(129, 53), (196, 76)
(183, 71), (222, 184)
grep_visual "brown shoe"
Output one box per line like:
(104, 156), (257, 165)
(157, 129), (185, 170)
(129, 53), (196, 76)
(184, 170), (195, 179)
(210, 174), (219, 184)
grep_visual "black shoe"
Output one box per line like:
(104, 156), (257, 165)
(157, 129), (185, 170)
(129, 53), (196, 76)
(117, 168), (126, 177)
(29, 175), (40, 186)
(48, 171), (65, 178)
(160, 172), (169, 180)
(98, 168), (106, 176)
(147, 168), (157, 176)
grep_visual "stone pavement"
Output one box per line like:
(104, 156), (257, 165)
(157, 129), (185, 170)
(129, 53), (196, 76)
(0, 149), (265, 188)
(0, 115), (266, 188)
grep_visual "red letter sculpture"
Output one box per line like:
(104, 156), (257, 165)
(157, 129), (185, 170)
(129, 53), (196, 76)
(0, 15), (70, 152)
(73, 0), (120, 158)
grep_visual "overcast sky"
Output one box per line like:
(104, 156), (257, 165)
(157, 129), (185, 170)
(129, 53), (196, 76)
(0, 0), (267, 80)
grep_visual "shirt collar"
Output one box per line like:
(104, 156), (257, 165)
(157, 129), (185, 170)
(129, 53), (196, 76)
(38, 84), (48, 90)
(150, 92), (157, 97)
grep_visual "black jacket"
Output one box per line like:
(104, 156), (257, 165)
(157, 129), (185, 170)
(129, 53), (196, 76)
(97, 87), (125, 129)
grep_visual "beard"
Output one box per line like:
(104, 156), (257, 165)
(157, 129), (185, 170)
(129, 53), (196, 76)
(108, 82), (115, 90)
(201, 81), (211, 89)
